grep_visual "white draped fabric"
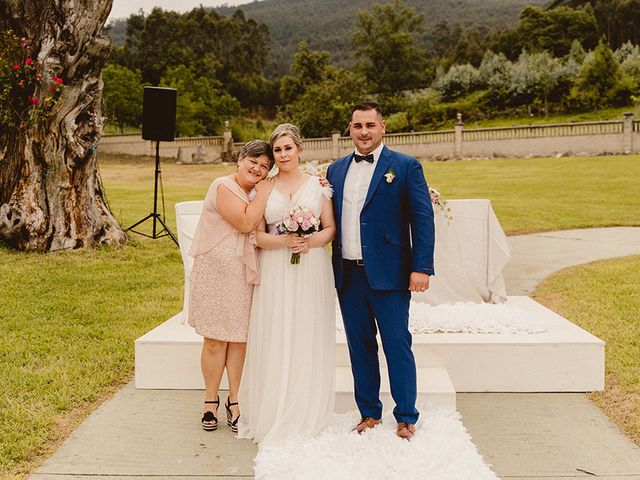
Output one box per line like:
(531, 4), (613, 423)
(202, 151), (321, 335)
(412, 199), (511, 305)
(175, 198), (511, 323)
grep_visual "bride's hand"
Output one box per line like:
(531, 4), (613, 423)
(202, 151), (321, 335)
(296, 237), (310, 254)
(289, 236), (309, 254)
(283, 234), (299, 249)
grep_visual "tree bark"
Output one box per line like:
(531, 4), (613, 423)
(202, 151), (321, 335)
(0, 0), (127, 251)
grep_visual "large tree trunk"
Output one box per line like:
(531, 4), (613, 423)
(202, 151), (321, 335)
(0, 0), (126, 251)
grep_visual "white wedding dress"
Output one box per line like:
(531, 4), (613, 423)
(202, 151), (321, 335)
(238, 176), (336, 445)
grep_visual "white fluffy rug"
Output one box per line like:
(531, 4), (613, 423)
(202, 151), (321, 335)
(254, 406), (498, 480)
(336, 301), (547, 335)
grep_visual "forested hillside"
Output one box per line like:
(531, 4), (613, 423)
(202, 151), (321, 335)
(108, 0), (547, 77)
(215, 0), (547, 76)
(102, 0), (640, 139)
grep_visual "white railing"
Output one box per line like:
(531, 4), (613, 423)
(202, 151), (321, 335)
(101, 114), (639, 159)
(463, 121), (623, 142)
(385, 130), (455, 145)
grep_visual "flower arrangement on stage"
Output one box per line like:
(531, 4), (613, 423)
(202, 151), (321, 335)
(275, 206), (321, 264)
(429, 186), (453, 221)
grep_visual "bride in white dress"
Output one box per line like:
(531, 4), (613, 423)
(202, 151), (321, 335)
(238, 124), (336, 445)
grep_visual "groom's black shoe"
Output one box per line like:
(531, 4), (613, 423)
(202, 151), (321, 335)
(353, 416), (381, 434)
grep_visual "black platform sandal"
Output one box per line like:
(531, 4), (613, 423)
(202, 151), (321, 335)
(202, 396), (219, 431)
(225, 397), (240, 433)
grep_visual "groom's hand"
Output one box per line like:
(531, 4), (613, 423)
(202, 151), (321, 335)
(318, 176), (332, 188)
(409, 272), (430, 292)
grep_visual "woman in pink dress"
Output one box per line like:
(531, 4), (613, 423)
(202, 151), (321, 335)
(188, 140), (274, 432)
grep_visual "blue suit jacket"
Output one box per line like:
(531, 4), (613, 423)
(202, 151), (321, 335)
(327, 145), (435, 291)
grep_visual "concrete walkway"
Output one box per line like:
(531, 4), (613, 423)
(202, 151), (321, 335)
(30, 227), (640, 480)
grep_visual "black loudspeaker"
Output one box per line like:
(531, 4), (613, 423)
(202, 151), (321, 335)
(142, 86), (177, 141)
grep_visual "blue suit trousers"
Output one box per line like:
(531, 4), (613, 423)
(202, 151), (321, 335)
(338, 260), (419, 424)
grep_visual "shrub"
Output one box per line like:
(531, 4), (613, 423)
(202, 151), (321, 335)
(385, 111), (410, 133)
(432, 63), (480, 101)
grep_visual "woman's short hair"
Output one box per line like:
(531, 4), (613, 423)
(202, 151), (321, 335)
(269, 123), (303, 150)
(238, 139), (274, 168)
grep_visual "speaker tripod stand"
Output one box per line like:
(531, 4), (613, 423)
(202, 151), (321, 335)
(126, 141), (178, 246)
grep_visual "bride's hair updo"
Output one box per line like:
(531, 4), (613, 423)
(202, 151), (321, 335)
(269, 123), (303, 150)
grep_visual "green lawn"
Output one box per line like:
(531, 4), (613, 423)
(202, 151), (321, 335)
(461, 105), (640, 129)
(0, 153), (639, 477)
(426, 155), (640, 234)
(534, 255), (640, 445)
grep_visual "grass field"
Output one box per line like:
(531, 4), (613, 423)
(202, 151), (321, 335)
(0, 153), (639, 477)
(534, 255), (640, 445)
(463, 105), (640, 129)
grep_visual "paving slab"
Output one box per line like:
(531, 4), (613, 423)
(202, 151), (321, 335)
(30, 227), (640, 479)
(504, 227), (640, 296)
(457, 393), (640, 479)
(30, 382), (256, 479)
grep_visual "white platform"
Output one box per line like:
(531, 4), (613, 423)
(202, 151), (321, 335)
(335, 366), (456, 410)
(135, 296), (604, 398)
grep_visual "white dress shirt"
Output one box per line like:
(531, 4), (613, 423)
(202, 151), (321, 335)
(341, 143), (385, 260)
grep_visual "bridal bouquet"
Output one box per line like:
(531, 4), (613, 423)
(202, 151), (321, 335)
(275, 206), (321, 265)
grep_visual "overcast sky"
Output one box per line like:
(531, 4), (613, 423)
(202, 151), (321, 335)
(108, 0), (255, 21)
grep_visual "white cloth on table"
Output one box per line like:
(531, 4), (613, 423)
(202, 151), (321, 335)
(412, 199), (511, 305)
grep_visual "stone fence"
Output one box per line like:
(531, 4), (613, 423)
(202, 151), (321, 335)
(99, 113), (639, 162)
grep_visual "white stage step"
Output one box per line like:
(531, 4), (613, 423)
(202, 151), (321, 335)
(135, 296), (604, 393)
(335, 366), (456, 411)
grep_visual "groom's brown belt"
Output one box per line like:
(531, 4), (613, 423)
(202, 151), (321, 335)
(344, 259), (364, 267)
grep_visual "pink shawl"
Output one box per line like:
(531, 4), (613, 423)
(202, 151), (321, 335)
(188, 176), (260, 284)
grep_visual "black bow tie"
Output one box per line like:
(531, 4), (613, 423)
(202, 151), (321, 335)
(354, 153), (374, 163)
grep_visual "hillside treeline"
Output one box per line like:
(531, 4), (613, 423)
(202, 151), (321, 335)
(214, 0), (549, 77)
(103, 0), (640, 138)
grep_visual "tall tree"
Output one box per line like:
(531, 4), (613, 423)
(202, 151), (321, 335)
(160, 65), (242, 137)
(519, 6), (598, 57)
(546, 0), (640, 48)
(279, 43), (366, 137)
(0, 0), (126, 251)
(570, 38), (632, 108)
(288, 67), (367, 137)
(511, 51), (562, 115)
(102, 64), (144, 132)
(112, 7), (270, 100)
(352, 0), (427, 94)
(279, 42), (331, 105)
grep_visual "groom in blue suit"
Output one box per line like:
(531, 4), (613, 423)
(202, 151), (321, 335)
(327, 102), (435, 440)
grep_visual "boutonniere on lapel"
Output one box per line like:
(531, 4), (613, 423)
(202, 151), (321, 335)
(384, 168), (396, 184)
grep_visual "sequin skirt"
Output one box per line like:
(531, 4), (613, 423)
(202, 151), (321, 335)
(188, 245), (253, 342)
